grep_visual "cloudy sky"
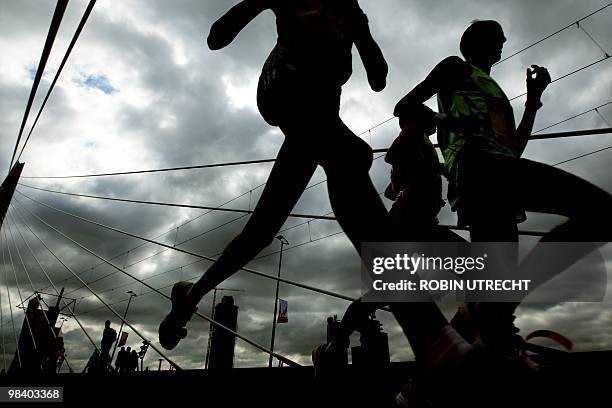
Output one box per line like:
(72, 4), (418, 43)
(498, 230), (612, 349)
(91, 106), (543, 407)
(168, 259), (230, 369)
(0, 0), (611, 371)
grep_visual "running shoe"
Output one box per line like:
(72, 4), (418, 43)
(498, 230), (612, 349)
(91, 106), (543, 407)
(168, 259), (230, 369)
(159, 281), (198, 350)
(451, 303), (523, 359)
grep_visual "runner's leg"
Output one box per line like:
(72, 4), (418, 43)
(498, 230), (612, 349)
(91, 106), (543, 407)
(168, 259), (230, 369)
(318, 119), (449, 355)
(512, 157), (612, 294)
(190, 137), (318, 301)
(453, 155), (612, 344)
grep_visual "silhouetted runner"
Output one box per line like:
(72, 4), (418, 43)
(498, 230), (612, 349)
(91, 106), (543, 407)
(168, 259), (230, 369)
(394, 20), (612, 357)
(384, 107), (467, 243)
(312, 110), (469, 388)
(159, 0), (395, 350)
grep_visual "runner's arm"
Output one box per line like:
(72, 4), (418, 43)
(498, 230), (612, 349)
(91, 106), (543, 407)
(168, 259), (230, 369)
(351, 2), (388, 92)
(207, 0), (270, 50)
(394, 57), (468, 128)
(515, 65), (551, 155)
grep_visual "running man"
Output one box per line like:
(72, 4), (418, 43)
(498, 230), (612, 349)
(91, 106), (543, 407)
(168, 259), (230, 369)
(159, 0), (395, 350)
(394, 20), (612, 355)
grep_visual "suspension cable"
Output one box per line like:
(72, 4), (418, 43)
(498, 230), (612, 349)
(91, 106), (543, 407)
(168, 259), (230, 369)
(23, 125), (612, 180)
(18, 123), (612, 226)
(74, 216), (545, 305)
(23, 125), (609, 303)
(14, 182), (568, 238)
(16, 0), (97, 164)
(11, 204), (183, 371)
(63, 214), (248, 298)
(37, 184), (262, 294)
(595, 109), (612, 128)
(15, 190), (551, 310)
(6, 212), (75, 371)
(370, 128), (612, 153)
(15, 192), (355, 301)
(17, 184), (335, 221)
(9, 0), (69, 171)
(551, 144), (612, 167)
(29, 177), (326, 295)
(75, 216), (340, 303)
(1, 230), (22, 368)
(9, 205), (102, 354)
(494, 2), (612, 65)
(13, 198), (301, 368)
(78, 275), (201, 316)
(0, 255), (5, 371)
(3, 228), (40, 371)
(576, 21), (610, 58)
(81, 259), (205, 300)
(508, 55), (611, 101)
(533, 100), (612, 133)
(22, 158), (277, 180)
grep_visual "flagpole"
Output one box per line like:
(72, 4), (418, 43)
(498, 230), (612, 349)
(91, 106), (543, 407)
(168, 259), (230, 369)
(269, 235), (288, 368)
(110, 290), (137, 364)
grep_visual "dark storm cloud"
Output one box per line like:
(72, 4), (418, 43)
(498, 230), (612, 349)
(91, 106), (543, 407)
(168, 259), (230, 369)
(1, 0), (612, 370)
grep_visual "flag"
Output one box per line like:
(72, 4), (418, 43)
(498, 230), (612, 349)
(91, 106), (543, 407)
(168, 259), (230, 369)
(277, 299), (288, 323)
(118, 331), (129, 347)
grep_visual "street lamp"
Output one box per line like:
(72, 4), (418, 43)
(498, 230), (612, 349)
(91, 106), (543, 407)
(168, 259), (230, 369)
(269, 235), (289, 368)
(111, 290), (137, 363)
(59, 317), (68, 329)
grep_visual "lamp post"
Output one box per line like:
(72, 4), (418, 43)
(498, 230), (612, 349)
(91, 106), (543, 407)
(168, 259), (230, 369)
(111, 290), (137, 363)
(268, 235), (289, 368)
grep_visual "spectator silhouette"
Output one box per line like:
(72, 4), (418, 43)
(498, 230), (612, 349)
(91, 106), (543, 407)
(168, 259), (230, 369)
(131, 350), (139, 372)
(83, 349), (101, 374)
(115, 346), (126, 373)
(100, 320), (117, 360)
(124, 347), (132, 372)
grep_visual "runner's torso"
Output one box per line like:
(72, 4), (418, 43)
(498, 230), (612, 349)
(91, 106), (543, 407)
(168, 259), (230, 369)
(385, 130), (444, 225)
(437, 59), (518, 212)
(268, 0), (363, 85)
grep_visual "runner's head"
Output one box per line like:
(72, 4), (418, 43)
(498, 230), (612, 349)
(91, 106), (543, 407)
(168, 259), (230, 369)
(460, 20), (506, 67)
(398, 105), (436, 135)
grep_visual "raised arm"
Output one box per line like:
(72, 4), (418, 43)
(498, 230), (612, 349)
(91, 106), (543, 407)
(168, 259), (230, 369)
(515, 65), (551, 155)
(350, 2), (388, 92)
(207, 0), (270, 50)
